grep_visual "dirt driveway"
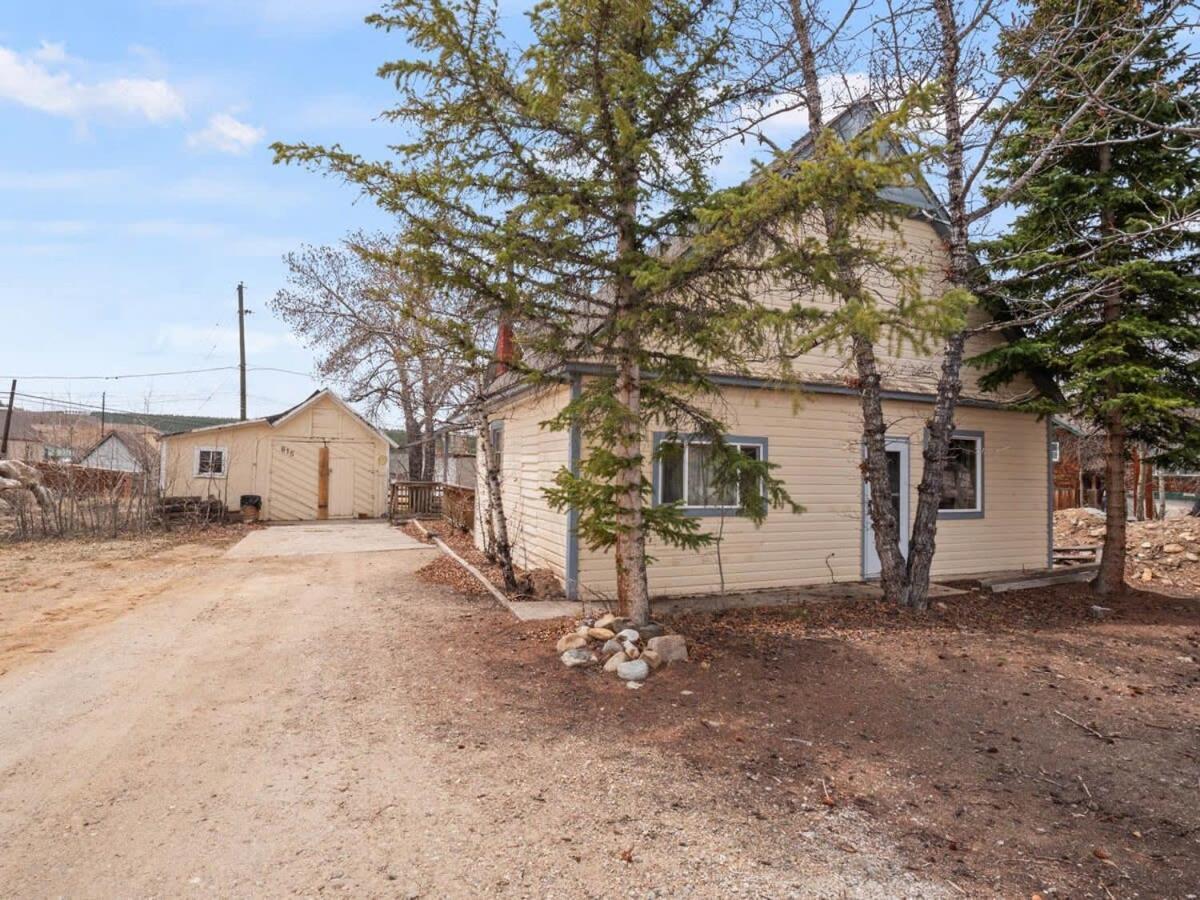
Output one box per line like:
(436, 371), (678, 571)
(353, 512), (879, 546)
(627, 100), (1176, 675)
(0, 525), (939, 898)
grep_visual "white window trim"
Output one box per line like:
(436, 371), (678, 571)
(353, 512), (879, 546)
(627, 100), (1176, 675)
(936, 432), (984, 518)
(1050, 440), (1061, 463)
(656, 436), (766, 513)
(193, 446), (228, 478)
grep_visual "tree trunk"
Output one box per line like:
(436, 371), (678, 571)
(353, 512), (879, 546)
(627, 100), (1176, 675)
(613, 347), (652, 625)
(422, 404), (437, 483)
(787, 1), (906, 602)
(1131, 448), (1144, 521)
(854, 334), (908, 602)
(474, 404), (517, 591)
(1094, 142), (1127, 597)
(402, 401), (423, 481)
(902, 0), (970, 611)
(611, 171), (652, 626)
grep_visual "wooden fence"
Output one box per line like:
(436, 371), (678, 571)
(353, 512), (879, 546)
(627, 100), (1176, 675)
(389, 481), (444, 519)
(389, 481), (476, 532)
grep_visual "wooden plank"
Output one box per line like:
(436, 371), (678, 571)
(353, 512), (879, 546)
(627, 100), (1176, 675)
(317, 446), (329, 520)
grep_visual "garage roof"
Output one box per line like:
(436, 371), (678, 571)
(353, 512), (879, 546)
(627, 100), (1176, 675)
(160, 389), (398, 448)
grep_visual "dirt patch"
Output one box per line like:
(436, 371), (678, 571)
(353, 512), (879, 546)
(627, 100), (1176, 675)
(0, 526), (245, 676)
(403, 518), (566, 600)
(424, 572), (1200, 897)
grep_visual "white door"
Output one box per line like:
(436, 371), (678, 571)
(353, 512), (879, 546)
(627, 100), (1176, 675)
(329, 448), (356, 518)
(863, 438), (910, 578)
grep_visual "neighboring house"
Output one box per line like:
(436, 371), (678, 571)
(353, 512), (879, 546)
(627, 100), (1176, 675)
(79, 430), (158, 474)
(1052, 416), (1107, 510)
(0, 409), (46, 463)
(159, 389), (397, 520)
(387, 427), (477, 488)
(477, 103), (1054, 602)
(435, 429), (476, 488)
(1052, 415), (1199, 515)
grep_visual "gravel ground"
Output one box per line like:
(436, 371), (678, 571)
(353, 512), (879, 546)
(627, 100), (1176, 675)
(0, 529), (945, 898)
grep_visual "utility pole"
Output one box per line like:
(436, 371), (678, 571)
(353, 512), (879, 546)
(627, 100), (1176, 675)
(100, 391), (106, 435)
(1, 379), (15, 459)
(237, 282), (249, 421)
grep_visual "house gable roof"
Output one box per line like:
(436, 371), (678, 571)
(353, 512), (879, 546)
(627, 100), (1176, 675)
(79, 430), (158, 468)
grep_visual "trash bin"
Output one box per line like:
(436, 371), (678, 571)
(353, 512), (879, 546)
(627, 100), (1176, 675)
(239, 494), (262, 524)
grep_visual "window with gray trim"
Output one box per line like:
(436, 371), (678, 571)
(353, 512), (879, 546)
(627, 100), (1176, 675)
(938, 435), (982, 513)
(656, 436), (766, 513)
(488, 421), (504, 472)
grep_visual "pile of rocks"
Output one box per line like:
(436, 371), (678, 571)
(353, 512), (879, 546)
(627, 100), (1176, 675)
(1054, 508), (1200, 590)
(556, 612), (688, 686)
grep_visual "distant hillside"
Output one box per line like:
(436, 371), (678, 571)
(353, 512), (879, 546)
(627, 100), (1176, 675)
(91, 411), (238, 434)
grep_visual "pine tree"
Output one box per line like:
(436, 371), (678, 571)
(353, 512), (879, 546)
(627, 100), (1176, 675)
(978, 0), (1200, 596)
(275, 0), (816, 624)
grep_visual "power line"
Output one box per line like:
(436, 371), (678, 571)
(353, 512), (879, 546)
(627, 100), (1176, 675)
(0, 365), (316, 381)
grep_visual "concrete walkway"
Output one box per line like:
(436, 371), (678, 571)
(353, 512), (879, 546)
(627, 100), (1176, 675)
(505, 580), (968, 622)
(225, 521), (427, 559)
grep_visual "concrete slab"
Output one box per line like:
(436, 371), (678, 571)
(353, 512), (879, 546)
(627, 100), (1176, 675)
(499, 580), (969, 622)
(225, 522), (429, 560)
(650, 580), (967, 616)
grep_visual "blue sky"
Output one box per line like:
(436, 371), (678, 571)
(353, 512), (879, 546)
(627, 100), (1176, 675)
(0, 0), (407, 421)
(1, 0), (817, 425)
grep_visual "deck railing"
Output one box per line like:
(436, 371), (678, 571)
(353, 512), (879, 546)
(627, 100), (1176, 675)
(389, 480), (444, 519)
(389, 480), (476, 532)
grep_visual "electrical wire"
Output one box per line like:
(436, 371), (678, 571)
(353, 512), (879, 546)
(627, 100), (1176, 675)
(0, 365), (315, 381)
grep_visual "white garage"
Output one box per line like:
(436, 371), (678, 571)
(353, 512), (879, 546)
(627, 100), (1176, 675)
(159, 389), (397, 521)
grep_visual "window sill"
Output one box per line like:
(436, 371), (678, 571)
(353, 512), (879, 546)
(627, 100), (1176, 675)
(194, 473), (228, 479)
(937, 509), (983, 520)
(676, 507), (758, 518)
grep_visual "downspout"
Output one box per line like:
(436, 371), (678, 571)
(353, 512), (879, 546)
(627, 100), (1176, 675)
(565, 374), (582, 601)
(1046, 417), (1054, 569)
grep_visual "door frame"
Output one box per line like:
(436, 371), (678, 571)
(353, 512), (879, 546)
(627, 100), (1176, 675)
(861, 436), (910, 579)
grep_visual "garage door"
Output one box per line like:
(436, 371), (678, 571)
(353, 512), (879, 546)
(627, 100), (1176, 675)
(268, 439), (379, 521)
(329, 443), (379, 518)
(268, 439), (320, 520)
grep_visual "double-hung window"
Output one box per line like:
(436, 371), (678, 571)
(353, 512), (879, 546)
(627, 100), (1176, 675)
(937, 432), (983, 517)
(655, 435), (767, 515)
(195, 447), (227, 478)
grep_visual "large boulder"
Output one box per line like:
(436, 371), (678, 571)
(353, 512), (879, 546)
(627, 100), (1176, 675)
(556, 633), (589, 654)
(603, 651), (628, 672)
(561, 648), (597, 668)
(646, 634), (688, 663)
(616, 659), (650, 681)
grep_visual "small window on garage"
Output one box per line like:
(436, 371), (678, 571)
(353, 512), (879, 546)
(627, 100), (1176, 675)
(195, 447), (227, 477)
(1050, 440), (1061, 463)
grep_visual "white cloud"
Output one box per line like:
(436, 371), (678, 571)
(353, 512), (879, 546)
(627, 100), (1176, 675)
(0, 44), (186, 124)
(32, 41), (69, 64)
(186, 112), (266, 155)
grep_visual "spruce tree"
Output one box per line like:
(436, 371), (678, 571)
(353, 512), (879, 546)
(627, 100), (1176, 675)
(978, 0), (1200, 596)
(275, 0), (816, 623)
